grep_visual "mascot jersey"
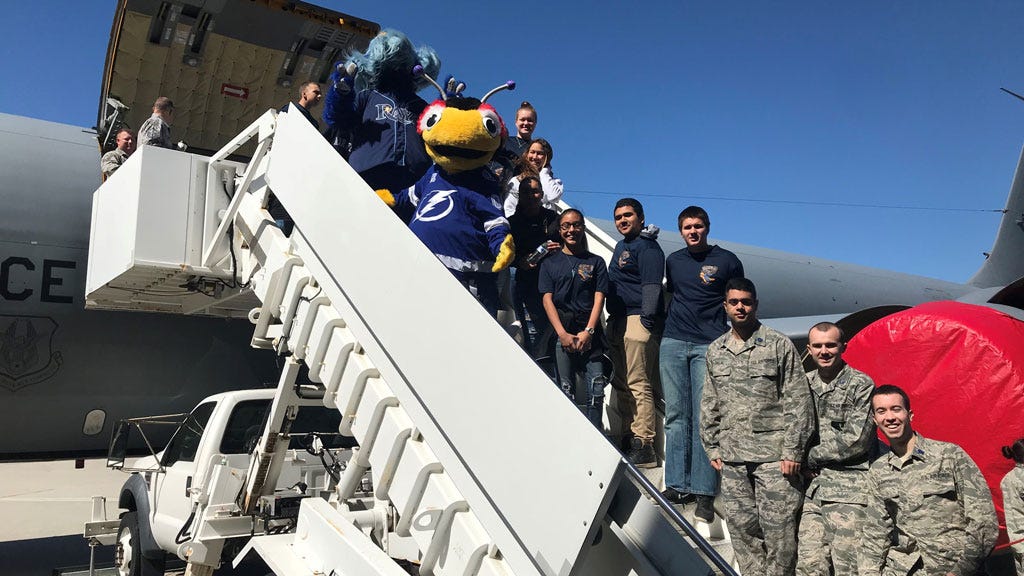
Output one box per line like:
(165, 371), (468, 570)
(393, 166), (510, 280)
(324, 87), (432, 191)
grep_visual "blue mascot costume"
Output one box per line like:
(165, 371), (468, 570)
(323, 29), (440, 191)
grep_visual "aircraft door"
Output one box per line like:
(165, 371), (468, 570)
(149, 401), (216, 551)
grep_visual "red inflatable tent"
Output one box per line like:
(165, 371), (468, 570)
(846, 301), (1024, 546)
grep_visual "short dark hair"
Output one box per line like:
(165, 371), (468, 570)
(614, 198), (644, 220)
(725, 277), (757, 300)
(809, 321), (845, 342)
(677, 205), (710, 231)
(154, 96), (174, 113)
(871, 384), (911, 412)
(1003, 439), (1024, 464)
(520, 175), (541, 190)
(560, 208), (584, 223)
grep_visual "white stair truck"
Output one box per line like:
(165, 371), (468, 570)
(84, 107), (735, 576)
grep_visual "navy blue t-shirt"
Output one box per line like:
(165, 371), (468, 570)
(606, 235), (665, 317)
(663, 245), (744, 344)
(538, 250), (608, 329)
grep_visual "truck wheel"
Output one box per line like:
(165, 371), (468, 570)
(116, 511), (165, 576)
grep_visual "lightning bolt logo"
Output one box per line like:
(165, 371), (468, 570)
(414, 189), (456, 223)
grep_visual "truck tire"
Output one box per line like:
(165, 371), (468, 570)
(116, 511), (166, 576)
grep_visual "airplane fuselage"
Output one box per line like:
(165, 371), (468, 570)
(0, 112), (277, 459)
(0, 111), (995, 458)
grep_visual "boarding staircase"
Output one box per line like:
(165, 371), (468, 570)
(86, 108), (733, 575)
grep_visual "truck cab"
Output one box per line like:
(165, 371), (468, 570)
(101, 388), (352, 575)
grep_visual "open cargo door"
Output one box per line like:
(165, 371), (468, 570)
(96, 0), (379, 155)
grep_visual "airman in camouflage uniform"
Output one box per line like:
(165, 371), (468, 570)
(100, 129), (134, 178)
(999, 446), (1024, 573)
(796, 323), (876, 576)
(861, 385), (997, 576)
(138, 97), (174, 149)
(1000, 449), (1024, 576)
(701, 278), (814, 576)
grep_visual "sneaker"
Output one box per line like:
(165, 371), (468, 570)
(619, 434), (635, 452)
(661, 488), (695, 505)
(694, 495), (715, 522)
(626, 438), (657, 468)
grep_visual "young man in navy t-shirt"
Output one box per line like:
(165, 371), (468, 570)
(606, 198), (665, 468)
(660, 205), (743, 520)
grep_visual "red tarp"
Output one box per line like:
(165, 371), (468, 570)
(846, 301), (1024, 546)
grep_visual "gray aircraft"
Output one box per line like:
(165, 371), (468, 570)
(0, 112), (279, 459)
(0, 0), (380, 460)
(7, 103), (1021, 460)
(2, 0), (1022, 459)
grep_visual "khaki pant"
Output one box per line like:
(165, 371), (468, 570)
(607, 314), (660, 443)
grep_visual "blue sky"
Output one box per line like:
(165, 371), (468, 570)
(1, 1), (1021, 284)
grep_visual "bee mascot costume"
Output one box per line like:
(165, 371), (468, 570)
(379, 74), (518, 318)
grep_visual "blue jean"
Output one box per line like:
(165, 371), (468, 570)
(512, 267), (552, 359)
(554, 343), (607, 429)
(660, 338), (717, 496)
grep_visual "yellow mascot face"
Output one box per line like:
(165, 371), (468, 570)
(417, 97), (507, 174)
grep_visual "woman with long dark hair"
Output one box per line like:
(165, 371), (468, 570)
(504, 138), (563, 216)
(538, 209), (608, 428)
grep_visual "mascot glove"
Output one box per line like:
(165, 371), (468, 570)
(492, 234), (515, 272)
(443, 75), (466, 99)
(375, 189), (396, 207)
(329, 62), (356, 93)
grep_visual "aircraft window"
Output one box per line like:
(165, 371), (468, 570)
(161, 402), (216, 467)
(220, 400), (353, 455)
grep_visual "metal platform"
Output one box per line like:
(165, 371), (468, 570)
(86, 145), (258, 318)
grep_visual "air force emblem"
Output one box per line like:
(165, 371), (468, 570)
(0, 315), (62, 392)
(699, 265), (719, 285)
(576, 264), (594, 282)
(617, 250), (632, 269)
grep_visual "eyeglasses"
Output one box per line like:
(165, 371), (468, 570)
(559, 222), (584, 231)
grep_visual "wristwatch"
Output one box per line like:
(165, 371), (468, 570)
(585, 326), (595, 335)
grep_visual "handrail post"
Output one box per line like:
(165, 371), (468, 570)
(621, 459), (738, 576)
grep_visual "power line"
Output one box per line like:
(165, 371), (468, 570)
(565, 188), (1005, 214)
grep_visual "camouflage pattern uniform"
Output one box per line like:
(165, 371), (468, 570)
(100, 147), (130, 178)
(797, 364), (876, 576)
(701, 323), (815, 576)
(1000, 464), (1024, 576)
(138, 114), (172, 149)
(861, 434), (998, 576)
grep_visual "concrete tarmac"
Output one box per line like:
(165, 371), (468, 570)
(0, 457), (122, 574)
(0, 456), (732, 575)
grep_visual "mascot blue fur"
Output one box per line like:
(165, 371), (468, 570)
(378, 74), (518, 318)
(323, 29), (441, 191)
